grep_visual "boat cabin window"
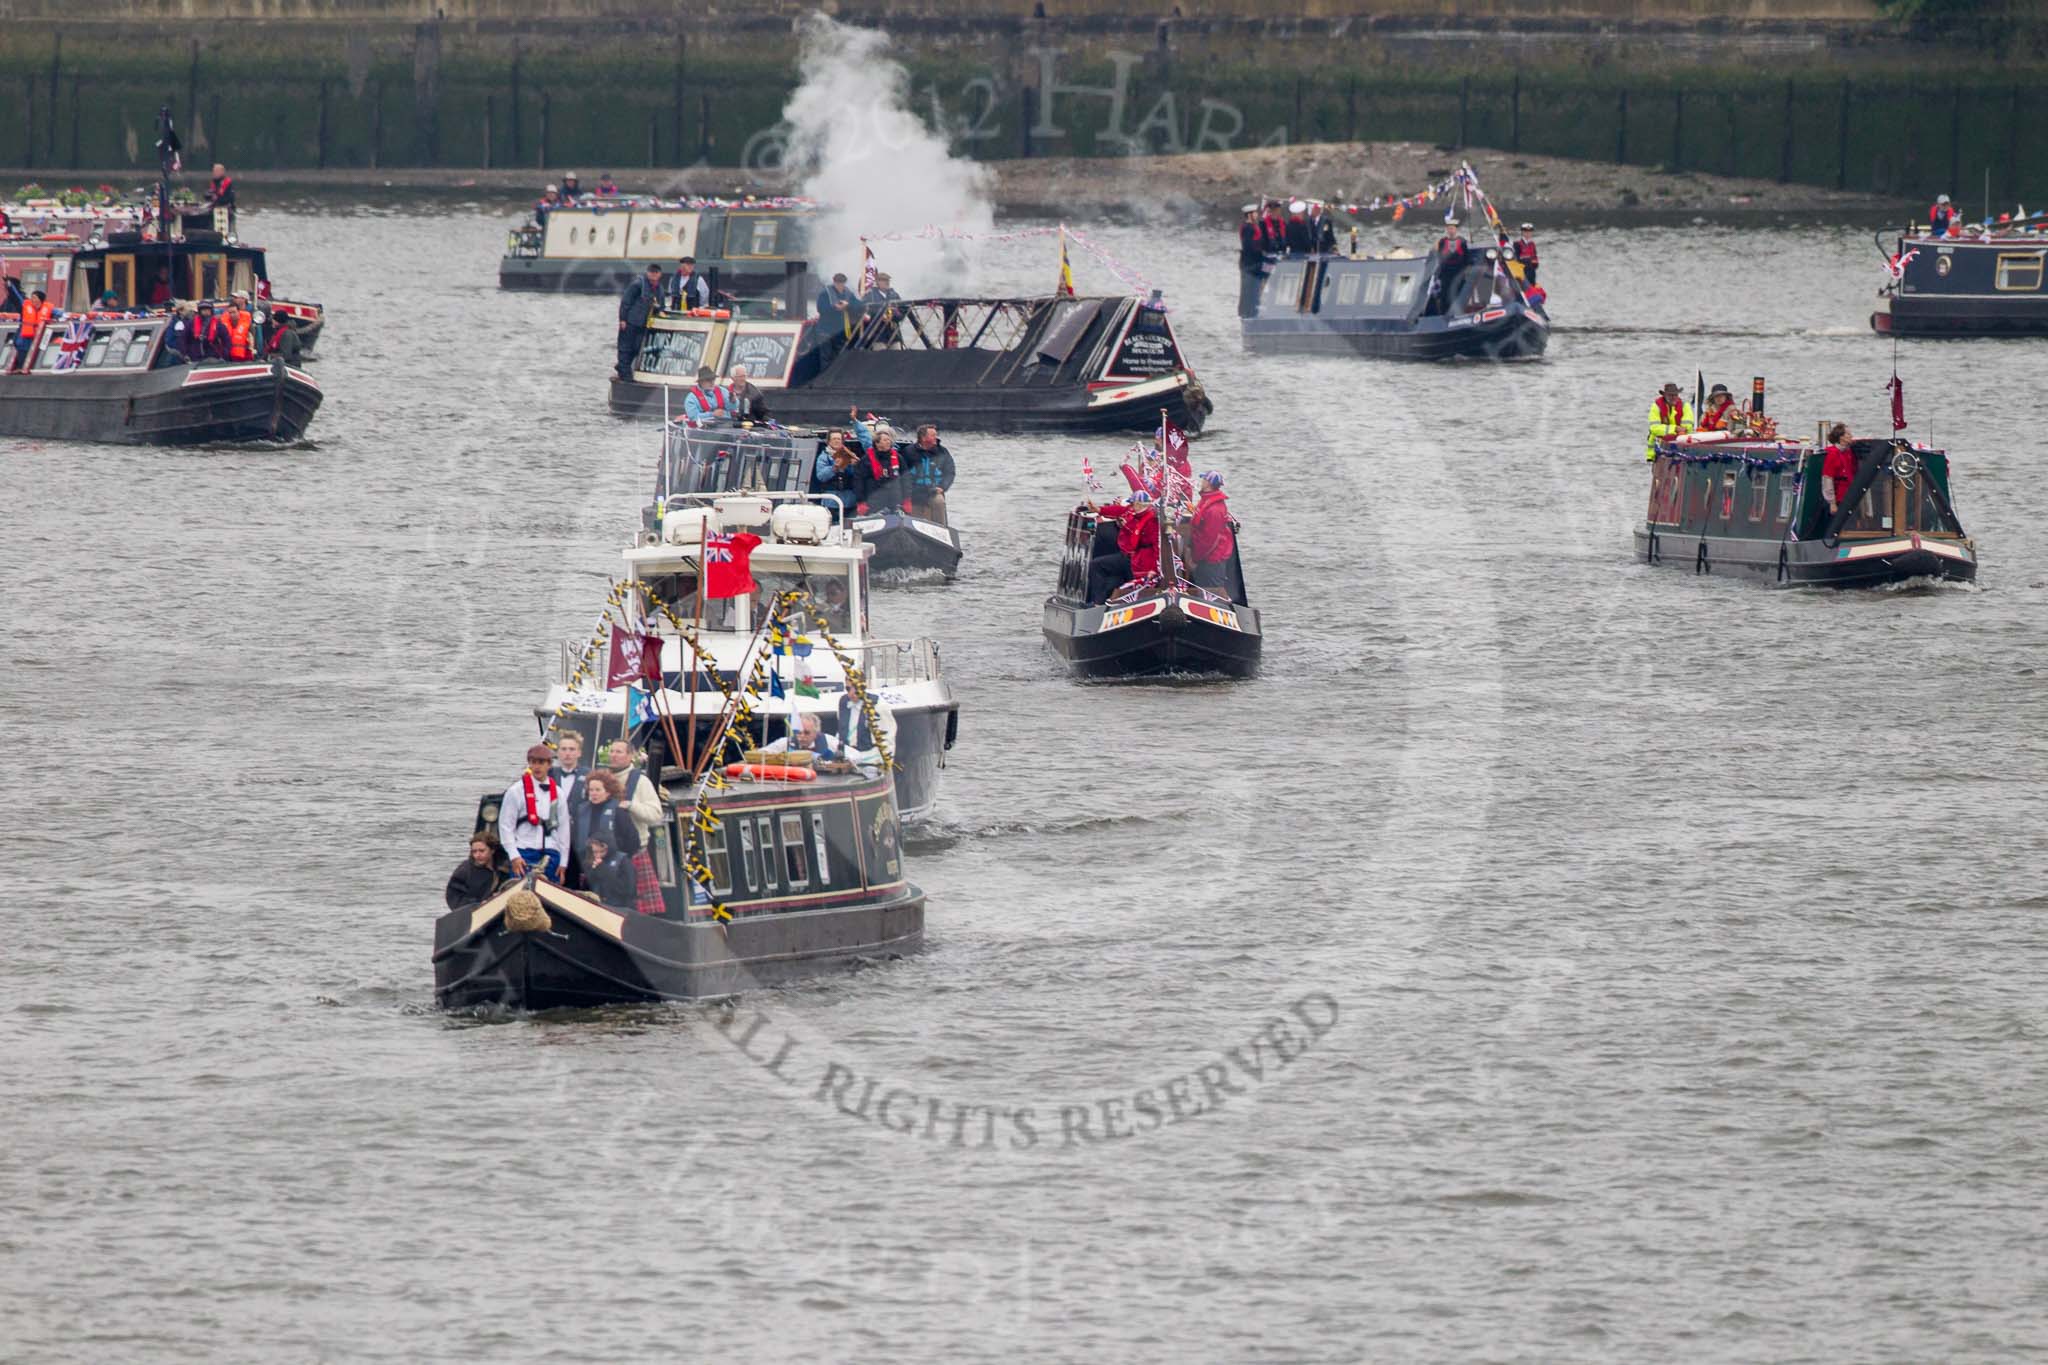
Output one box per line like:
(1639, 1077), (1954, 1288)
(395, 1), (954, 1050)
(1266, 266), (1303, 306)
(750, 571), (854, 636)
(650, 824), (677, 888)
(642, 571), (740, 632)
(737, 818), (760, 893)
(636, 326), (709, 377)
(1364, 272), (1390, 306)
(754, 815), (780, 890)
(703, 822), (732, 895)
(1334, 271), (1362, 306)
(1995, 253), (2045, 291)
(1391, 273), (1419, 305)
(779, 811), (809, 889)
(729, 215), (782, 257)
(1748, 474), (1769, 522)
(189, 254), (228, 300)
(810, 811), (832, 885)
(104, 255), (136, 306)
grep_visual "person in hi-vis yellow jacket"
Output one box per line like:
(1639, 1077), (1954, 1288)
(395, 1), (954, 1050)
(1646, 382), (1693, 460)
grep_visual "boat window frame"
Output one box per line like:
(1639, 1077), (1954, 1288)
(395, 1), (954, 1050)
(1363, 271), (1391, 306)
(810, 810), (832, 886)
(754, 814), (781, 892)
(1779, 480), (1796, 522)
(650, 822), (677, 888)
(1748, 472), (1769, 522)
(736, 818), (759, 893)
(1391, 272), (1418, 305)
(1994, 252), (2045, 291)
(1334, 270), (1362, 307)
(1267, 264), (1303, 306)
(104, 254), (136, 307)
(779, 811), (810, 889)
(704, 821), (732, 895)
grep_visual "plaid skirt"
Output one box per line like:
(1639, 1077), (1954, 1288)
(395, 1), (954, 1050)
(632, 848), (665, 915)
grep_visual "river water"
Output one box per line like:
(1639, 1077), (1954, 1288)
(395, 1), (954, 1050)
(5, 198), (2045, 1362)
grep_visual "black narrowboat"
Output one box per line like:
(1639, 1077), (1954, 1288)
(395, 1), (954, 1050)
(1635, 430), (1976, 587)
(0, 312), (320, 443)
(1872, 228), (2048, 336)
(3, 221), (325, 353)
(1241, 249), (1548, 360)
(609, 293), (1213, 436)
(433, 766), (922, 1009)
(1042, 505), (1261, 678)
(500, 198), (817, 297)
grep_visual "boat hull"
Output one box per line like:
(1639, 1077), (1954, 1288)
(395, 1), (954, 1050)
(1042, 591), (1262, 679)
(850, 510), (963, 578)
(888, 701), (956, 823)
(1633, 526), (1977, 588)
(433, 880), (926, 1009)
(1242, 308), (1548, 360)
(0, 360), (321, 444)
(610, 374), (1210, 436)
(1872, 300), (2048, 336)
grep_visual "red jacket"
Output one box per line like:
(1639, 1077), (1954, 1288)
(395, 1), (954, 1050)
(1191, 491), (1235, 565)
(1697, 398), (1736, 431)
(1822, 443), (1857, 500)
(1100, 502), (1160, 579)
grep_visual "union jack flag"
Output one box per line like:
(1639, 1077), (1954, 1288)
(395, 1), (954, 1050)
(53, 316), (91, 371)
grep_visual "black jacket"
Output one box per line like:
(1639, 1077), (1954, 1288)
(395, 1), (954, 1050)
(904, 442), (955, 493)
(727, 381), (769, 423)
(1284, 216), (1315, 255)
(445, 859), (498, 910)
(665, 271), (711, 310)
(1238, 222), (1265, 270)
(575, 800), (641, 864)
(619, 276), (662, 327)
(582, 852), (638, 909)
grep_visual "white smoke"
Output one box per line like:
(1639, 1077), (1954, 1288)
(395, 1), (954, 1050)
(778, 16), (995, 293)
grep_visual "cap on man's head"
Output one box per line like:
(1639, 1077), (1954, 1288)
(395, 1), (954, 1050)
(876, 272), (891, 283)
(1519, 222), (1534, 231)
(1289, 199), (1307, 213)
(1130, 489), (1153, 504)
(1242, 203), (1258, 214)
(545, 183), (558, 193)
(565, 172), (580, 180)
(644, 262), (661, 273)
(697, 365), (716, 382)
(1201, 470), (1225, 489)
(1938, 193), (1952, 204)
(526, 743), (554, 763)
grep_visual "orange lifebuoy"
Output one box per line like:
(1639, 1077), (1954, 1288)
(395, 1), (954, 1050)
(723, 762), (817, 782)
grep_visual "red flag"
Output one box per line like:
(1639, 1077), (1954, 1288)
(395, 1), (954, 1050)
(1887, 374), (1907, 432)
(1160, 419), (1192, 479)
(606, 627), (665, 688)
(703, 530), (761, 599)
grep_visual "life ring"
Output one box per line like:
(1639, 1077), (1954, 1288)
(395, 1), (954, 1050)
(723, 762), (816, 782)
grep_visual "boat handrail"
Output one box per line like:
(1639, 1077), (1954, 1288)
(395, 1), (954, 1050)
(505, 226), (543, 258)
(854, 637), (941, 687)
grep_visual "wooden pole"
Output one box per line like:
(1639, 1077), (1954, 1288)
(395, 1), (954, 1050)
(1509, 69), (1520, 153)
(510, 45), (523, 166)
(672, 31), (685, 166)
(483, 94), (494, 169)
(317, 78), (331, 169)
(1616, 88), (1628, 164)
(1779, 79), (1794, 183)
(1836, 79), (1851, 191)
(539, 89), (550, 171)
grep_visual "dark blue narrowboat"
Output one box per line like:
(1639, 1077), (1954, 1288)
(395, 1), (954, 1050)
(1634, 431), (1976, 588)
(1873, 228), (2048, 336)
(1241, 250), (1548, 360)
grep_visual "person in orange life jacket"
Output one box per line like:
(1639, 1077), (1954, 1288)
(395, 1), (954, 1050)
(1189, 472), (1237, 594)
(1511, 223), (1539, 283)
(224, 292), (255, 360)
(1821, 423), (1859, 520)
(1929, 193), (1957, 237)
(616, 262), (662, 380)
(682, 365), (731, 423)
(498, 743), (571, 880)
(1697, 383), (1738, 432)
(9, 289), (48, 372)
(810, 430), (873, 522)
(849, 410), (904, 513)
(1086, 490), (1161, 604)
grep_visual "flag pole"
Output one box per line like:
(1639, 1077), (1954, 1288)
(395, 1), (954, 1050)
(1159, 406), (1178, 594)
(684, 577), (703, 772)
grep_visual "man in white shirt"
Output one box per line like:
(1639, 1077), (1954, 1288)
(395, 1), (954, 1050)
(499, 743), (570, 880)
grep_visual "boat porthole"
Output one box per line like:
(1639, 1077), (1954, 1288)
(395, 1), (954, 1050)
(607, 228), (617, 244)
(569, 227), (579, 245)
(1936, 256), (1952, 277)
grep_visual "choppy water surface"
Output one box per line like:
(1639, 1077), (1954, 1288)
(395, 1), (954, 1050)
(4, 201), (2045, 1362)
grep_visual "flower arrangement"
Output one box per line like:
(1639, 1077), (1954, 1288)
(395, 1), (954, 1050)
(15, 183), (46, 201)
(58, 186), (91, 207)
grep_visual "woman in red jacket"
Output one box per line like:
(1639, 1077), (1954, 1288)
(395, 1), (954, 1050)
(1189, 472), (1237, 595)
(1820, 423), (1857, 522)
(1087, 490), (1160, 604)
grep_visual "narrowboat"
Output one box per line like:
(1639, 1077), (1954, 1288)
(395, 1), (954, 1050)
(1042, 504), (1261, 678)
(499, 196), (817, 297)
(1635, 429), (1976, 587)
(432, 764), (922, 1009)
(1241, 247), (1547, 360)
(1872, 225), (2048, 336)
(0, 311), (320, 443)
(2, 206), (325, 352)
(534, 422), (960, 822)
(609, 291), (1212, 436)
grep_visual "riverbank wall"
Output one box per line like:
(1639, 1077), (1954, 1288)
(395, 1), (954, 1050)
(3, 4), (2045, 206)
